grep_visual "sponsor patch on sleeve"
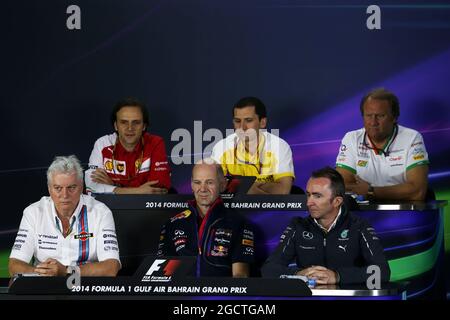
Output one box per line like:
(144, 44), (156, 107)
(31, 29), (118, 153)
(357, 160), (368, 167)
(170, 210), (192, 222)
(279, 226), (292, 243)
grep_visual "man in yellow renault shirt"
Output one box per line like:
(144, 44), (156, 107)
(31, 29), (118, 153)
(211, 97), (295, 194)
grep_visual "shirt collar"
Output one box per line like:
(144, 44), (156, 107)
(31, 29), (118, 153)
(314, 206), (342, 233)
(51, 195), (84, 230)
(234, 132), (266, 163)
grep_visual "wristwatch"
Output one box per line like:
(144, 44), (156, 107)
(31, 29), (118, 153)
(367, 185), (375, 200)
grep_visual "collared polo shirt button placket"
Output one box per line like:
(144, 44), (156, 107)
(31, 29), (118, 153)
(61, 231), (72, 265)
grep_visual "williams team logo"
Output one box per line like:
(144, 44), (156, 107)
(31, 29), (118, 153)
(74, 232), (93, 241)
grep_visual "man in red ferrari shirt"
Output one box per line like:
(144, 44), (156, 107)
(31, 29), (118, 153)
(85, 97), (171, 194)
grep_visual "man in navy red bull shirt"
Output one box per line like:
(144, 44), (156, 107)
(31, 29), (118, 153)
(157, 159), (254, 277)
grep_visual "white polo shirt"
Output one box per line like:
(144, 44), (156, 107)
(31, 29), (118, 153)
(211, 131), (295, 183)
(10, 194), (120, 267)
(336, 125), (429, 186)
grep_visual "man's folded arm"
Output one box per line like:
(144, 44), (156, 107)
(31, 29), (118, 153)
(8, 258), (35, 276)
(251, 176), (293, 195)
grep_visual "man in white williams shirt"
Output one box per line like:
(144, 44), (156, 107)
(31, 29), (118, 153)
(9, 155), (121, 277)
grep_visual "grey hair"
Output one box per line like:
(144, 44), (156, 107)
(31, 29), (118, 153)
(47, 155), (84, 185)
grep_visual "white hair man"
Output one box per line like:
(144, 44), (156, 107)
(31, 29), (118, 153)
(9, 155), (121, 277)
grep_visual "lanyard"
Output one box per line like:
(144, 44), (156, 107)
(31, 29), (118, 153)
(363, 124), (398, 157)
(233, 134), (265, 174)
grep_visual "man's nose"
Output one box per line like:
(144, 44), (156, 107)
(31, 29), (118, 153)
(235, 120), (248, 131)
(367, 115), (378, 126)
(62, 188), (69, 198)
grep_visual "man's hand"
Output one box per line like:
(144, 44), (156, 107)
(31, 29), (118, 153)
(91, 168), (115, 185)
(113, 180), (168, 195)
(137, 180), (168, 194)
(247, 182), (266, 194)
(297, 266), (338, 285)
(247, 177), (293, 195)
(34, 258), (67, 277)
(347, 175), (370, 196)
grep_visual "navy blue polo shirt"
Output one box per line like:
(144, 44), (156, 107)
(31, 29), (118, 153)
(157, 198), (255, 277)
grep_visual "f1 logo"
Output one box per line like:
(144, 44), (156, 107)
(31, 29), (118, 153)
(145, 259), (166, 276)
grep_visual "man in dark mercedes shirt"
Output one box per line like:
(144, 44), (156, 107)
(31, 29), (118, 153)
(262, 167), (390, 285)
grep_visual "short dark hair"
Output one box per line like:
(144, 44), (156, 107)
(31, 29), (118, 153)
(360, 88), (400, 120)
(359, 88), (400, 120)
(233, 96), (267, 120)
(110, 97), (150, 129)
(311, 167), (345, 198)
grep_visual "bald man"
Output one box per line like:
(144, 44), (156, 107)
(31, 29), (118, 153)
(157, 160), (254, 277)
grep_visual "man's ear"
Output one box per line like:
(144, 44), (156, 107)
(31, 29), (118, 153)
(333, 196), (344, 208)
(114, 122), (118, 132)
(219, 178), (227, 193)
(260, 117), (267, 129)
